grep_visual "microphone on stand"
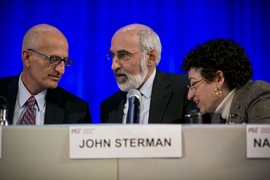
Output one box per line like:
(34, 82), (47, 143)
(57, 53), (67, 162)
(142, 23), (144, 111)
(126, 89), (141, 124)
(0, 96), (8, 126)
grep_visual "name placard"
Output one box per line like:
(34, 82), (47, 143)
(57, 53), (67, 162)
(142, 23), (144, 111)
(246, 125), (270, 158)
(69, 125), (182, 159)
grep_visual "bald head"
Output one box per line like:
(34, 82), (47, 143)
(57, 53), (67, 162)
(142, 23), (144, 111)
(112, 23), (162, 65)
(115, 24), (151, 35)
(20, 24), (69, 94)
(113, 24), (151, 46)
(22, 24), (68, 51)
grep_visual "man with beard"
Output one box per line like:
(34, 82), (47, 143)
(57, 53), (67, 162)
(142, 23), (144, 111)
(100, 23), (197, 124)
(0, 24), (91, 125)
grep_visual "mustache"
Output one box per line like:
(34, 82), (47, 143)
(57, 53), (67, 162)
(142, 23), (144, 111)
(114, 68), (127, 76)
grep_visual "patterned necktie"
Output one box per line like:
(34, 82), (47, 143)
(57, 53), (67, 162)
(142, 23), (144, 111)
(19, 96), (36, 125)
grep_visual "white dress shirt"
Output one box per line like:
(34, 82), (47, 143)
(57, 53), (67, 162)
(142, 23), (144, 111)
(12, 73), (47, 125)
(214, 89), (236, 121)
(122, 68), (156, 124)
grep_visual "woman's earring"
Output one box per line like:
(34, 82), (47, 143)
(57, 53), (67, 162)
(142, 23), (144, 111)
(214, 88), (223, 95)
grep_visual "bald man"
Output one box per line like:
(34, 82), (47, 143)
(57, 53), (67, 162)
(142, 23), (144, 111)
(100, 23), (197, 124)
(0, 24), (91, 125)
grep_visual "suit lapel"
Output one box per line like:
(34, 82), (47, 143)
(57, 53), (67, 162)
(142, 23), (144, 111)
(211, 113), (227, 123)
(109, 92), (126, 123)
(3, 75), (19, 124)
(44, 88), (65, 124)
(44, 102), (65, 124)
(149, 70), (173, 123)
(228, 81), (252, 123)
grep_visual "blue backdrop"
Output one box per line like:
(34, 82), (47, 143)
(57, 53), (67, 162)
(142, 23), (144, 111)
(1, 0), (270, 123)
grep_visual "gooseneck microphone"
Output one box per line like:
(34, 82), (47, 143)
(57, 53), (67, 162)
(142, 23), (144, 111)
(126, 89), (141, 124)
(0, 96), (8, 126)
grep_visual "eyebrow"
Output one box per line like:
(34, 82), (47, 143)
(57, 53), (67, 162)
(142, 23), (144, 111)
(109, 49), (130, 54)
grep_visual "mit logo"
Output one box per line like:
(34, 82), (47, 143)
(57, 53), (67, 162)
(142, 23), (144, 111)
(248, 127), (259, 133)
(71, 128), (81, 134)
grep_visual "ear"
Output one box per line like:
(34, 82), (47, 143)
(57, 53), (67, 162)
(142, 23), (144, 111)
(146, 48), (157, 67)
(22, 50), (31, 67)
(216, 70), (225, 88)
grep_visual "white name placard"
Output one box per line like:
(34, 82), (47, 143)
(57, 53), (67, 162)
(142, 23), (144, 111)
(246, 125), (270, 158)
(69, 125), (182, 159)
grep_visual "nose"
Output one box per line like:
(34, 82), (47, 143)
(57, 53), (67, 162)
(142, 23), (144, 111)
(55, 61), (65, 75)
(187, 90), (194, 100)
(111, 57), (122, 71)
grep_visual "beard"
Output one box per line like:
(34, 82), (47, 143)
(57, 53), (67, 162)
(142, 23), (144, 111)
(115, 56), (148, 92)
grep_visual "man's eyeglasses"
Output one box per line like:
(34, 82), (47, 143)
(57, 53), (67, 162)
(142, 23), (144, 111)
(106, 50), (142, 61)
(28, 49), (73, 67)
(187, 78), (205, 92)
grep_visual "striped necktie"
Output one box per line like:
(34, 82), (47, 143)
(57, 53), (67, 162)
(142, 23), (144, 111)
(19, 96), (36, 125)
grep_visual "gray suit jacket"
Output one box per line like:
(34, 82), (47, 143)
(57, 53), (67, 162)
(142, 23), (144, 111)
(211, 80), (270, 124)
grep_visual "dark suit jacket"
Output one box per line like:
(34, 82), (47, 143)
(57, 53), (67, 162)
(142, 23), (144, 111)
(100, 69), (197, 124)
(0, 75), (91, 124)
(211, 80), (270, 124)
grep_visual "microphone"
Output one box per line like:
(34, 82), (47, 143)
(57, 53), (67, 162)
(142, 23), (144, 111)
(185, 109), (203, 124)
(126, 89), (141, 124)
(0, 96), (8, 126)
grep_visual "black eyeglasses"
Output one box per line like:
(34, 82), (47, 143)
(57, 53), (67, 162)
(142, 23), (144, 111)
(187, 78), (205, 92)
(106, 50), (143, 61)
(28, 49), (73, 67)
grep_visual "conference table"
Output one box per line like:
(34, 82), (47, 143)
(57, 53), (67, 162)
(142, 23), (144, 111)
(0, 125), (269, 180)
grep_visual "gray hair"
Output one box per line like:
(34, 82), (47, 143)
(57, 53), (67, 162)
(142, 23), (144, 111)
(138, 28), (162, 65)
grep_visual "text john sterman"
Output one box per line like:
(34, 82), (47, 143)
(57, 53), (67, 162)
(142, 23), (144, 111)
(79, 138), (172, 148)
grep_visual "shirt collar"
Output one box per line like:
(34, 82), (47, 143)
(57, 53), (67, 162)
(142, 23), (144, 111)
(139, 68), (156, 99)
(214, 88), (236, 120)
(18, 73), (47, 110)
